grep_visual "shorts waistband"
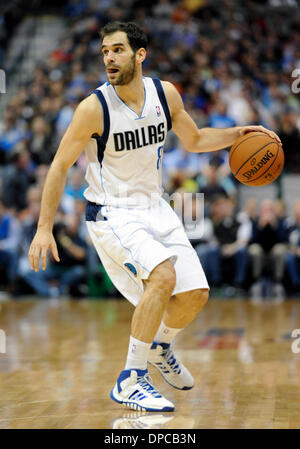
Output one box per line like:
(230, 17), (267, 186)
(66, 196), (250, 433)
(85, 201), (106, 222)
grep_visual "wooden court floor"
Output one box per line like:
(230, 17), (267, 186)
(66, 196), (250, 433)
(0, 296), (300, 429)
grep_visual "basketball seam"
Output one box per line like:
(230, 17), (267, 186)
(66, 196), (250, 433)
(233, 141), (277, 177)
(244, 143), (280, 183)
(229, 133), (269, 165)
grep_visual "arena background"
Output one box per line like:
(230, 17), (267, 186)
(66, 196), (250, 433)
(1, 0), (300, 430)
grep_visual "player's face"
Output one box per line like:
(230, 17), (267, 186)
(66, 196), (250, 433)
(102, 32), (137, 86)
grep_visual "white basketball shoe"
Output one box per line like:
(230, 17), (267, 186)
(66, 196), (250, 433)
(148, 342), (194, 390)
(110, 369), (175, 412)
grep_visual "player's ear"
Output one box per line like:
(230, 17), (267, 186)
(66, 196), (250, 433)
(136, 48), (146, 64)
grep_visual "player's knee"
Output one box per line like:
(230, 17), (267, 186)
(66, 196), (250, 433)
(159, 262), (176, 294)
(150, 259), (176, 295)
(190, 288), (209, 312)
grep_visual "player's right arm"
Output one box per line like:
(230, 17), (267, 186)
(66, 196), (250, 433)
(28, 94), (102, 272)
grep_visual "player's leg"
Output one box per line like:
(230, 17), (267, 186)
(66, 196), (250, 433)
(130, 259), (176, 343)
(110, 259), (177, 412)
(86, 204), (179, 411)
(137, 197), (210, 391)
(162, 288), (209, 329)
(148, 288), (209, 390)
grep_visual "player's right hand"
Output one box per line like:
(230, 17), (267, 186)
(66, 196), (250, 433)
(28, 230), (60, 272)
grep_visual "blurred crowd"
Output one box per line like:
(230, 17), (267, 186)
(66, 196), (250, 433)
(0, 0), (300, 301)
(182, 192), (300, 301)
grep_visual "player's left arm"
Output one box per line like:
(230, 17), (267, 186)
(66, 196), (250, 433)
(162, 81), (282, 153)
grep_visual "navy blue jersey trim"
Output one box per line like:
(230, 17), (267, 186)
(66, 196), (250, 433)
(86, 201), (106, 221)
(92, 89), (110, 144)
(91, 89), (110, 165)
(92, 133), (105, 166)
(152, 78), (172, 131)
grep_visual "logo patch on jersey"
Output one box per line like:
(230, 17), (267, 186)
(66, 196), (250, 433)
(156, 105), (161, 117)
(124, 262), (137, 276)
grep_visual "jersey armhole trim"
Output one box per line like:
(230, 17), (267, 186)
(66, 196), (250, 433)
(152, 78), (172, 131)
(92, 89), (110, 145)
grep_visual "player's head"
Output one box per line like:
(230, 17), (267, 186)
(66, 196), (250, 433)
(100, 21), (148, 86)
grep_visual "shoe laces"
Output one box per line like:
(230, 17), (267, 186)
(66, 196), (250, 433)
(161, 346), (181, 374)
(136, 373), (162, 398)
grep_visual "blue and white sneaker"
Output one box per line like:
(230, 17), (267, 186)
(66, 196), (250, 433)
(110, 369), (175, 412)
(148, 342), (194, 390)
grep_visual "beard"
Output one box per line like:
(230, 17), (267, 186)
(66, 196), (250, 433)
(107, 54), (136, 86)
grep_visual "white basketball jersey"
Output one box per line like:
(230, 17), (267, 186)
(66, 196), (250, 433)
(83, 76), (172, 208)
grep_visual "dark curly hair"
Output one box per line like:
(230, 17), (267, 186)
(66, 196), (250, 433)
(100, 21), (148, 53)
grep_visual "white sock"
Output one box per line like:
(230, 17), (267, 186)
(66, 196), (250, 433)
(154, 321), (182, 345)
(125, 335), (151, 371)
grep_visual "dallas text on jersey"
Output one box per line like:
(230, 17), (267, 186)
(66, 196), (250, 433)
(113, 122), (165, 151)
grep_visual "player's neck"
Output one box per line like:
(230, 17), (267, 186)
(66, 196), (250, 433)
(114, 75), (144, 110)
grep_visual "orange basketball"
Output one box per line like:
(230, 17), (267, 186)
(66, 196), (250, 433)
(229, 131), (284, 187)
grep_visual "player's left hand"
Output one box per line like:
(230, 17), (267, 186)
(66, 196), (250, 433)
(239, 125), (282, 146)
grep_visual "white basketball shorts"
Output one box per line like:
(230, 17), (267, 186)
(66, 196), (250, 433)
(86, 197), (209, 306)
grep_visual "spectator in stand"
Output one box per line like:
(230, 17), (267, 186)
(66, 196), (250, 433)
(177, 193), (214, 250)
(38, 96), (59, 132)
(0, 108), (27, 165)
(55, 213), (88, 296)
(236, 198), (258, 253)
(248, 199), (288, 301)
(29, 116), (53, 165)
(209, 100), (236, 129)
(1, 145), (36, 213)
(0, 197), (21, 294)
(51, 214), (87, 297)
(66, 61), (90, 99)
(19, 209), (87, 298)
(55, 96), (78, 141)
(278, 108), (300, 173)
(50, 37), (74, 64)
(285, 201), (300, 294)
(222, 86), (255, 127)
(196, 164), (228, 215)
(185, 195), (215, 269)
(237, 198), (258, 225)
(64, 0), (88, 19)
(163, 144), (203, 190)
(17, 185), (43, 294)
(199, 196), (250, 293)
(61, 166), (87, 214)
(35, 164), (50, 190)
(195, 97), (237, 204)
(152, 0), (175, 49)
(274, 199), (287, 222)
(196, 157), (237, 207)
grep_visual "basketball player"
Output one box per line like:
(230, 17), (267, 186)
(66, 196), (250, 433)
(28, 22), (282, 412)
